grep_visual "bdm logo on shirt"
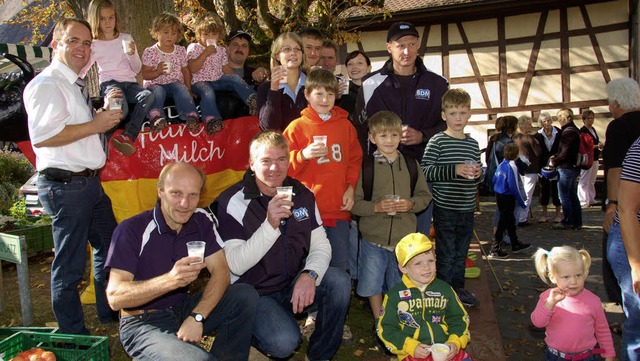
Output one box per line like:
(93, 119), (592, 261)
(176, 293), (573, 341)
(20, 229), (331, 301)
(293, 207), (309, 222)
(415, 89), (431, 100)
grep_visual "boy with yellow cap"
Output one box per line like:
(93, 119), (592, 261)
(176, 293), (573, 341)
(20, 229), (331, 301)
(378, 233), (473, 361)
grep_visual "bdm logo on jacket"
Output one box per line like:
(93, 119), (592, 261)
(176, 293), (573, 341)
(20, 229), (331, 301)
(293, 207), (309, 222)
(415, 89), (431, 100)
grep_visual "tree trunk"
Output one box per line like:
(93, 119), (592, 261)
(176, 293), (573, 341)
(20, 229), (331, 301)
(114, 0), (174, 51)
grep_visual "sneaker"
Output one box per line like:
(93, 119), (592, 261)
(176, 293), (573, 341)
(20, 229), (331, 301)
(488, 250), (509, 259)
(455, 288), (479, 308)
(300, 314), (315, 342)
(247, 93), (258, 116)
(552, 222), (572, 230)
(342, 324), (353, 345)
(371, 322), (391, 354)
(111, 134), (136, 156)
(205, 118), (224, 136)
(511, 242), (531, 253)
(186, 115), (200, 132)
(150, 116), (167, 133)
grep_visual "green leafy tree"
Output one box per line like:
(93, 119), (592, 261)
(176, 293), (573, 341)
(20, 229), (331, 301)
(5, 0), (387, 55)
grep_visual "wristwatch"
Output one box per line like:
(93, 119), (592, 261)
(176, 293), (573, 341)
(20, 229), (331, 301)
(190, 312), (205, 323)
(605, 199), (618, 206)
(303, 270), (318, 281)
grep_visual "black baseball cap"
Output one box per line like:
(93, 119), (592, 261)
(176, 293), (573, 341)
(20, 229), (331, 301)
(387, 22), (419, 42)
(227, 29), (252, 43)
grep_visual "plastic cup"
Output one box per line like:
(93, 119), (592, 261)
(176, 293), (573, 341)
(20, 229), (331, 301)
(163, 58), (173, 74)
(338, 76), (349, 95)
(186, 241), (206, 264)
(430, 343), (450, 361)
(121, 39), (133, 54)
(313, 135), (327, 146)
(464, 160), (477, 179)
(109, 97), (123, 110)
(278, 65), (288, 84)
(276, 186), (293, 209)
(206, 39), (216, 47)
(385, 194), (400, 216)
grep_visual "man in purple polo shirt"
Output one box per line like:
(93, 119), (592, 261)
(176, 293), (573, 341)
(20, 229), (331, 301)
(105, 162), (258, 361)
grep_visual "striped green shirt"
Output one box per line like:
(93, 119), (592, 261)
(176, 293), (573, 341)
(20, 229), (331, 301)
(421, 132), (481, 212)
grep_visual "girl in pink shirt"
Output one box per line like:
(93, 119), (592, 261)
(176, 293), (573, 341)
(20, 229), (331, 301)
(84, 0), (153, 157)
(532, 246), (615, 361)
(187, 16), (257, 135)
(141, 13), (198, 134)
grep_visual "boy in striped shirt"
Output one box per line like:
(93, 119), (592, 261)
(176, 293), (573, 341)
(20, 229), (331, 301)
(421, 88), (482, 308)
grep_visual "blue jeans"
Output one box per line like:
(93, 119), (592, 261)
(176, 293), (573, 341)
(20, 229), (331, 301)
(192, 75), (255, 120)
(348, 219), (359, 279)
(119, 284), (258, 361)
(100, 80), (154, 139)
(356, 239), (402, 297)
(433, 206), (474, 290)
(557, 167), (582, 228)
(148, 82), (197, 120)
(252, 267), (351, 361)
(325, 220), (351, 273)
(37, 175), (117, 334)
(545, 348), (599, 361)
(607, 222), (640, 361)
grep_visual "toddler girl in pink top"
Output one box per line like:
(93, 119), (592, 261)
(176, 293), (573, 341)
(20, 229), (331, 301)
(141, 13), (198, 133)
(83, 0), (153, 156)
(531, 246), (615, 361)
(187, 16), (257, 135)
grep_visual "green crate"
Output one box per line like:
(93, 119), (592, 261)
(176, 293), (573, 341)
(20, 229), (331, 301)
(0, 331), (108, 361)
(0, 327), (58, 339)
(3, 225), (54, 254)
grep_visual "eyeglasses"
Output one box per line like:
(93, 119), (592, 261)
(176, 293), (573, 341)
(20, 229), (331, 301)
(280, 46), (302, 54)
(64, 37), (92, 48)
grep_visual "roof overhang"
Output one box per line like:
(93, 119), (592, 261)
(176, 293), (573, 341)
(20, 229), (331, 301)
(347, 0), (623, 31)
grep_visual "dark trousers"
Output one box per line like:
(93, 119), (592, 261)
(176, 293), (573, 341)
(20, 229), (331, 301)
(492, 193), (519, 253)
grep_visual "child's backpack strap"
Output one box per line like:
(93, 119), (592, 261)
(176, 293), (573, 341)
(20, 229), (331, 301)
(362, 155), (375, 201)
(362, 153), (418, 201)
(403, 153), (418, 198)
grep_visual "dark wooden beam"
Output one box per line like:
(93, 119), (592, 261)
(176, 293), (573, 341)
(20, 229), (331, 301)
(518, 11), (548, 107)
(457, 22), (492, 108)
(580, 4), (612, 83)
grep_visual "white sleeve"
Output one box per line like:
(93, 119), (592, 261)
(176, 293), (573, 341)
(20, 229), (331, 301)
(223, 219), (281, 276)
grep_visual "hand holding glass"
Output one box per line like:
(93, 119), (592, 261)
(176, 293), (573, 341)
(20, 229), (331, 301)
(464, 160), (478, 179)
(276, 186), (293, 209)
(313, 135), (327, 146)
(108, 97), (124, 110)
(122, 39), (134, 55)
(430, 343), (450, 361)
(277, 65), (288, 84)
(186, 241), (206, 265)
(385, 194), (400, 215)
(338, 76), (349, 95)
(163, 58), (172, 74)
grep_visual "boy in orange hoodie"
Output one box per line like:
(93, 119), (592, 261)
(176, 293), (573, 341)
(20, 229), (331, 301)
(283, 68), (363, 275)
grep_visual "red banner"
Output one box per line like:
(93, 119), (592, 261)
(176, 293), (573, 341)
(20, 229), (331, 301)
(18, 116), (260, 222)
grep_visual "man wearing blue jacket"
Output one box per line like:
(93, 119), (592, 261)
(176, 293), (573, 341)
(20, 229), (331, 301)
(355, 21), (449, 235)
(354, 21), (449, 160)
(490, 143), (531, 258)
